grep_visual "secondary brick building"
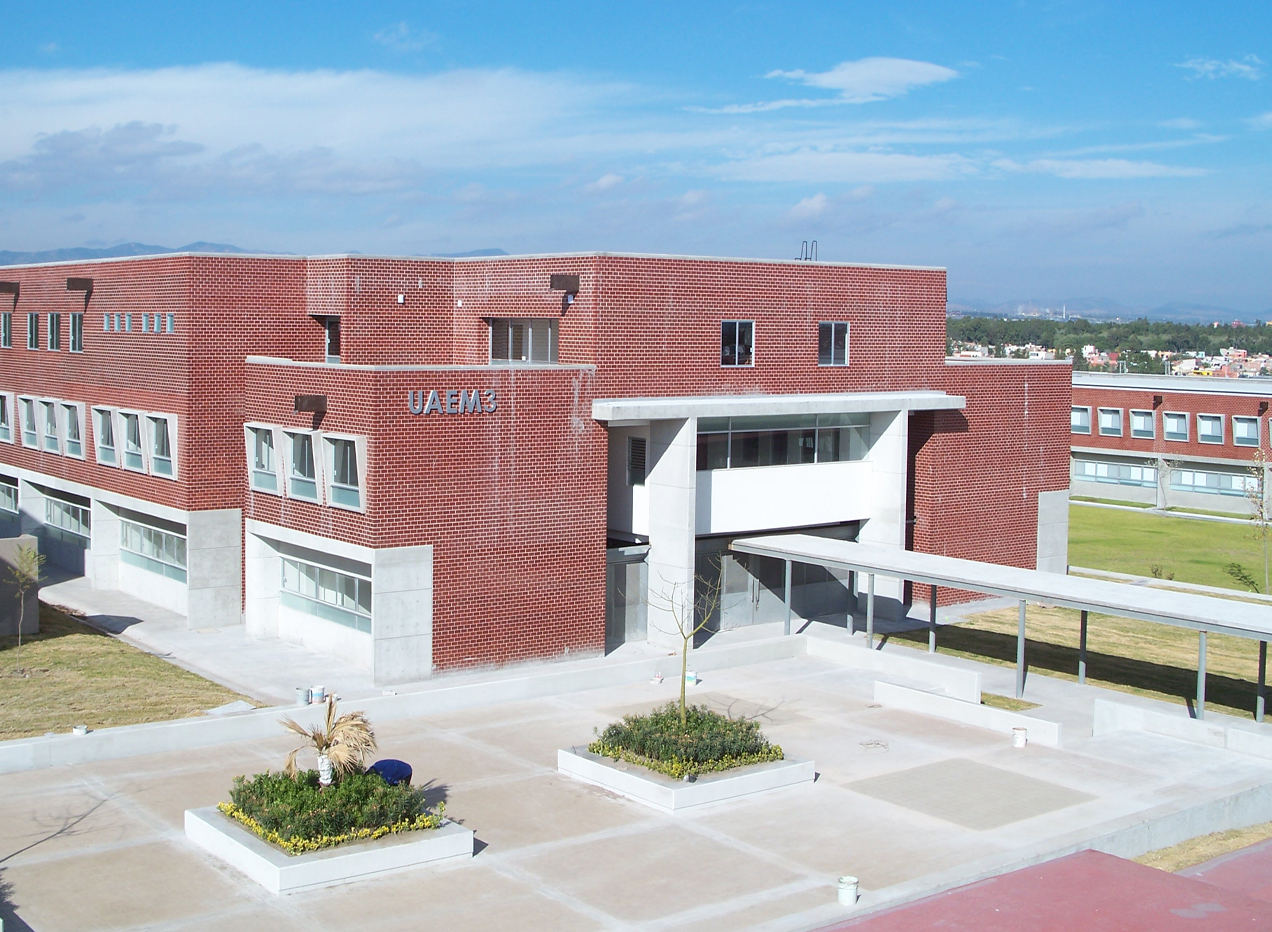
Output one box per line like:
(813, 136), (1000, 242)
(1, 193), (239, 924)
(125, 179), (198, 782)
(0, 252), (1070, 683)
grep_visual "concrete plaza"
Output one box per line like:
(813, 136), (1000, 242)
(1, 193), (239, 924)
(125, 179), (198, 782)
(6, 628), (1272, 932)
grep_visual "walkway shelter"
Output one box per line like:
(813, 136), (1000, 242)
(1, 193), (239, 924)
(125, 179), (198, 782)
(730, 534), (1272, 720)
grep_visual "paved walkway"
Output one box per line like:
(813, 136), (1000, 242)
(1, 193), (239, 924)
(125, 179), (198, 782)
(1181, 836), (1272, 904)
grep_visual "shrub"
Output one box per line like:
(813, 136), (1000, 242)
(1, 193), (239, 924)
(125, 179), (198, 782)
(589, 702), (783, 778)
(220, 770), (444, 854)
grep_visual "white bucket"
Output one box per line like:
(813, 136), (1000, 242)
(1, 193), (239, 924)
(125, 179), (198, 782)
(71, 724), (89, 736)
(295, 687), (311, 706)
(1012, 727), (1028, 748)
(685, 671), (698, 685)
(838, 876), (859, 906)
(311, 685), (326, 703)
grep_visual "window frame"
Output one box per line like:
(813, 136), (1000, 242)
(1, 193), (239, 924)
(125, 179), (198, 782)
(61, 402), (85, 459)
(0, 392), (14, 444)
(1197, 413), (1224, 445)
(284, 430), (323, 502)
(1097, 407), (1123, 438)
(488, 317), (559, 365)
(245, 424), (283, 495)
(817, 321), (850, 367)
(323, 432), (368, 513)
(70, 312), (83, 352)
(1, 311), (11, 348)
(17, 396), (37, 449)
(626, 435), (647, 487)
(39, 399), (61, 454)
(92, 407), (119, 466)
(26, 312), (38, 350)
(1233, 415), (1260, 448)
(118, 410), (148, 473)
(1070, 406), (1092, 435)
(1163, 411), (1189, 442)
(280, 556), (373, 633)
(146, 414), (178, 479)
(0, 477), (17, 514)
(720, 320), (755, 368)
(1129, 409), (1155, 440)
(48, 312), (61, 351)
(119, 517), (188, 582)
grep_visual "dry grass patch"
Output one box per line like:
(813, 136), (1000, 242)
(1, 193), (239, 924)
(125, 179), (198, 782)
(0, 602), (255, 740)
(981, 693), (1039, 712)
(1135, 821), (1272, 872)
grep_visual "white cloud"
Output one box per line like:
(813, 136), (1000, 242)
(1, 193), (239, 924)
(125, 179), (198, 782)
(719, 148), (975, 184)
(585, 173), (623, 191)
(787, 192), (830, 221)
(1246, 111), (1272, 130)
(1159, 117), (1201, 130)
(1177, 55), (1263, 80)
(696, 57), (956, 113)
(994, 158), (1207, 179)
(372, 22), (436, 53)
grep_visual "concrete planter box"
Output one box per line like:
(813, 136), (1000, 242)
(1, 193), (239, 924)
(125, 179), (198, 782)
(184, 806), (473, 894)
(558, 747), (814, 812)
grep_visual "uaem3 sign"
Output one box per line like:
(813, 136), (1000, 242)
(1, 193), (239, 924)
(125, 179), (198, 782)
(408, 389), (498, 416)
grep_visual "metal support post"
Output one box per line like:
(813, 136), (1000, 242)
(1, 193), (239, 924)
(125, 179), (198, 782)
(1078, 610), (1088, 686)
(1016, 600), (1026, 699)
(928, 585), (938, 653)
(1259, 641), (1267, 724)
(1197, 630), (1208, 721)
(866, 573), (875, 649)
(783, 559), (792, 637)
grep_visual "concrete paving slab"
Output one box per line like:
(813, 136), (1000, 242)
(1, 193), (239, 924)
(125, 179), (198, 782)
(0, 787), (153, 863)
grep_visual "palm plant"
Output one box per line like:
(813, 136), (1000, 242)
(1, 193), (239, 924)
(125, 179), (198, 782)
(280, 697), (377, 787)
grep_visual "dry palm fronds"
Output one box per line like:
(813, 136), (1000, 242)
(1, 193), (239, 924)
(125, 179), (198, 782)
(280, 697), (377, 780)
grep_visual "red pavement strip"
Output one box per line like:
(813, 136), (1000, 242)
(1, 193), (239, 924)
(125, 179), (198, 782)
(1181, 838), (1272, 904)
(821, 850), (1272, 931)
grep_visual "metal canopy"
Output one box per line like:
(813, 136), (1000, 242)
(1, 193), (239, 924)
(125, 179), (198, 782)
(591, 390), (964, 423)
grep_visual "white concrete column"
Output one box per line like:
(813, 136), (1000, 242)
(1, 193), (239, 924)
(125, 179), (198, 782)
(1035, 489), (1070, 573)
(244, 530), (280, 639)
(857, 411), (908, 615)
(186, 508), (242, 628)
(645, 417), (698, 650)
(371, 544), (434, 685)
(87, 499), (120, 590)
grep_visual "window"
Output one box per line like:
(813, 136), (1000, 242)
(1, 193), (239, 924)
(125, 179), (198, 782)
(0, 478), (16, 514)
(286, 432), (319, 501)
(40, 401), (60, 453)
(112, 313), (120, 332)
(18, 398), (36, 448)
(166, 313), (174, 334)
(45, 496), (90, 541)
(103, 314), (110, 333)
(720, 320), (754, 367)
(148, 416), (174, 477)
(1173, 468), (1257, 497)
(62, 403), (83, 458)
(489, 318), (558, 364)
(1097, 408), (1122, 437)
(124, 313), (132, 333)
(121, 413), (145, 470)
(141, 314), (149, 334)
(120, 519), (187, 582)
(323, 317), (341, 362)
(1198, 414), (1223, 445)
(94, 408), (117, 465)
(696, 414), (869, 470)
(281, 558), (372, 633)
(1164, 412), (1189, 442)
(1075, 460), (1158, 487)
(1071, 406), (1091, 434)
(327, 437), (362, 509)
(1, 312), (10, 348)
(818, 322), (850, 366)
(1130, 410), (1154, 439)
(249, 427), (278, 492)
(26, 313), (38, 350)
(152, 313), (161, 333)
(0, 395), (11, 443)
(70, 313), (83, 352)
(627, 436), (646, 486)
(1234, 416), (1260, 448)
(48, 313), (61, 351)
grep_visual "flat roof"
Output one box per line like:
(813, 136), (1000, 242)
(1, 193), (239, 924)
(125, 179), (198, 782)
(1075, 371), (1272, 396)
(591, 391), (965, 422)
(730, 535), (1272, 640)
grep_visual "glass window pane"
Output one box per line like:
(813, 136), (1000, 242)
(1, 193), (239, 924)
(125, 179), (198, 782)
(818, 322), (832, 365)
(736, 321), (753, 365)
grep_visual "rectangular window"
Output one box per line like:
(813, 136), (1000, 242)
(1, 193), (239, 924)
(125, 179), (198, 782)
(720, 320), (754, 367)
(1075, 460), (1158, 488)
(121, 413), (145, 470)
(45, 496), (90, 540)
(489, 318), (558, 364)
(1164, 412), (1189, 442)
(112, 313), (120, 332)
(124, 313), (132, 333)
(120, 518), (187, 582)
(153, 313), (161, 333)
(328, 437), (361, 509)
(249, 427), (278, 492)
(0, 478), (16, 514)
(48, 313), (61, 350)
(286, 432), (319, 501)
(103, 314), (110, 333)
(94, 408), (117, 465)
(149, 416), (174, 477)
(19, 398), (36, 448)
(1071, 406), (1091, 434)
(141, 314), (150, 334)
(1198, 414), (1224, 445)
(26, 313), (38, 350)
(323, 317), (340, 362)
(1172, 468), (1257, 497)
(40, 401), (60, 453)
(62, 403), (83, 458)
(281, 557), (372, 633)
(1097, 408), (1122, 437)
(1, 312), (10, 348)
(1234, 416), (1260, 447)
(1130, 410), (1154, 439)
(0, 395), (11, 443)
(70, 313), (83, 352)
(696, 414), (869, 470)
(817, 322), (850, 366)
(166, 313), (174, 334)
(627, 436), (647, 486)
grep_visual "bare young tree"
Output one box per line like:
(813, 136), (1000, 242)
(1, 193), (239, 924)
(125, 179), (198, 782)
(1245, 446), (1270, 594)
(8, 543), (44, 676)
(645, 559), (726, 727)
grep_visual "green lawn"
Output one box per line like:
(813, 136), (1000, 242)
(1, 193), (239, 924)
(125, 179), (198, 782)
(1069, 504), (1269, 591)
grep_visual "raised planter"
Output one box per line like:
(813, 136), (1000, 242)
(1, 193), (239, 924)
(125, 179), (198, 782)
(558, 747), (814, 813)
(184, 806), (473, 894)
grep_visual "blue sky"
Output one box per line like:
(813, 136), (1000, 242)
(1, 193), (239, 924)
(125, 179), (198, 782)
(1, 1), (1269, 312)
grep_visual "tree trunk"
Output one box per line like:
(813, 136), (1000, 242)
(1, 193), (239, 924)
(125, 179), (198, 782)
(680, 636), (689, 727)
(318, 752), (333, 786)
(15, 590), (23, 673)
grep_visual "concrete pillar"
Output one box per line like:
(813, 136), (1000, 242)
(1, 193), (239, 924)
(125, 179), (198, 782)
(88, 499), (120, 590)
(17, 479), (45, 540)
(244, 530), (280, 639)
(185, 509), (242, 628)
(645, 417), (698, 650)
(857, 410), (908, 619)
(1035, 489), (1070, 573)
(371, 544), (434, 685)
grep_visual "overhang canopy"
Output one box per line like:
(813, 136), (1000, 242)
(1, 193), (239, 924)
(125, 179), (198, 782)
(591, 390), (964, 423)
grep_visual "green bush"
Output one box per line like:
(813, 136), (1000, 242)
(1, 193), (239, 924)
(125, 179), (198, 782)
(589, 702), (783, 778)
(227, 770), (435, 845)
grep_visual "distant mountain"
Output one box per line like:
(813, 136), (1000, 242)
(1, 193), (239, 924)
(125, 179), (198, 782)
(429, 248), (508, 258)
(0, 241), (255, 266)
(949, 296), (1251, 325)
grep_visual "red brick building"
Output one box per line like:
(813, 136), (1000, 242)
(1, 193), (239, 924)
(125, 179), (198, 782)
(0, 252), (1070, 682)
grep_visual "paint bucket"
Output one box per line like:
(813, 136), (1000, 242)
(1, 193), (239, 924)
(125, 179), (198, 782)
(652, 673), (664, 684)
(1012, 727), (1028, 748)
(838, 876), (859, 906)
(311, 685), (326, 704)
(295, 687), (311, 706)
(72, 724), (89, 736)
(685, 672), (698, 685)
